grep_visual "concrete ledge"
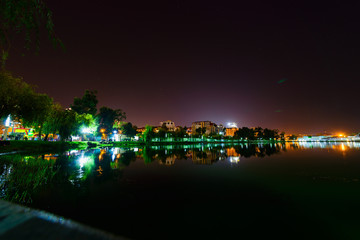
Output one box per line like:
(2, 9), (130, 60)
(0, 200), (127, 240)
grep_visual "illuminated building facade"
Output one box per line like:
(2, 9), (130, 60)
(159, 120), (176, 131)
(191, 121), (217, 135)
(225, 127), (238, 137)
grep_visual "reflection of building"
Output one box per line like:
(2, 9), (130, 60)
(43, 154), (58, 161)
(225, 128), (238, 137)
(226, 147), (240, 157)
(190, 149), (219, 165)
(226, 148), (241, 163)
(158, 156), (176, 166)
(191, 121), (217, 135)
(160, 120), (176, 131)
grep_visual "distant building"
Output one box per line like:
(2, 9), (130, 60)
(136, 127), (146, 133)
(218, 124), (225, 135)
(225, 127), (238, 137)
(191, 121), (217, 135)
(160, 120), (176, 131)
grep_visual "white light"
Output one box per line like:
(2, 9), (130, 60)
(229, 156), (240, 163)
(78, 154), (91, 168)
(4, 115), (11, 127)
(134, 136), (139, 141)
(113, 130), (117, 134)
(134, 147), (139, 152)
(69, 150), (79, 155)
(227, 122), (238, 128)
(81, 127), (91, 134)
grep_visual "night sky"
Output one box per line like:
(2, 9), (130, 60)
(6, 1), (360, 134)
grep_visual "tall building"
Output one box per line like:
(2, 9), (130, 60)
(159, 120), (176, 131)
(191, 121), (217, 135)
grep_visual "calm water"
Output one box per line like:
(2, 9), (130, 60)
(1, 142), (360, 239)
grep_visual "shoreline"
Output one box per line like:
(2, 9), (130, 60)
(1, 139), (359, 154)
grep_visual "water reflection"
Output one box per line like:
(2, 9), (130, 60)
(1, 142), (360, 204)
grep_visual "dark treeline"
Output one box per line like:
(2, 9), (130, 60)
(234, 127), (285, 140)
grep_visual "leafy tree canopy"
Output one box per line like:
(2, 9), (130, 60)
(0, 71), (34, 119)
(71, 90), (98, 116)
(143, 125), (155, 143)
(58, 109), (77, 141)
(120, 122), (137, 138)
(19, 92), (53, 140)
(97, 106), (126, 134)
(174, 126), (187, 138)
(0, 0), (62, 68)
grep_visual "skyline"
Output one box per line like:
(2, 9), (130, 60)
(5, 0), (360, 134)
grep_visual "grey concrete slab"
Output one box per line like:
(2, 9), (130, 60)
(0, 200), (128, 240)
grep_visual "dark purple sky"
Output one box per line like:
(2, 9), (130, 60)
(6, 0), (360, 134)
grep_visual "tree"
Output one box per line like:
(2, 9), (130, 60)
(58, 109), (77, 141)
(157, 123), (169, 139)
(76, 113), (98, 135)
(174, 126), (187, 139)
(253, 127), (264, 139)
(42, 102), (63, 140)
(280, 131), (285, 140)
(143, 125), (155, 143)
(234, 127), (255, 140)
(120, 122), (137, 139)
(0, 71), (34, 119)
(71, 90), (98, 116)
(97, 107), (126, 135)
(19, 92), (53, 140)
(289, 134), (298, 140)
(194, 127), (206, 137)
(0, 0), (62, 69)
(263, 128), (279, 140)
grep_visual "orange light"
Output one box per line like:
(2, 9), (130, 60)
(341, 143), (346, 151)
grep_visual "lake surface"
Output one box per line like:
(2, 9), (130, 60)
(1, 142), (360, 239)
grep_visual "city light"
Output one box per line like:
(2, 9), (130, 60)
(4, 115), (11, 127)
(81, 127), (91, 134)
(81, 125), (97, 134)
(227, 122), (238, 128)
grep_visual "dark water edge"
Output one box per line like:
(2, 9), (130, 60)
(1, 143), (360, 239)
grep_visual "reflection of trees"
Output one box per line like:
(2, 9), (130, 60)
(233, 144), (282, 158)
(119, 151), (136, 166)
(142, 147), (157, 164)
(0, 154), (58, 204)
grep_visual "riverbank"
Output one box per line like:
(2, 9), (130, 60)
(0, 141), (88, 154)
